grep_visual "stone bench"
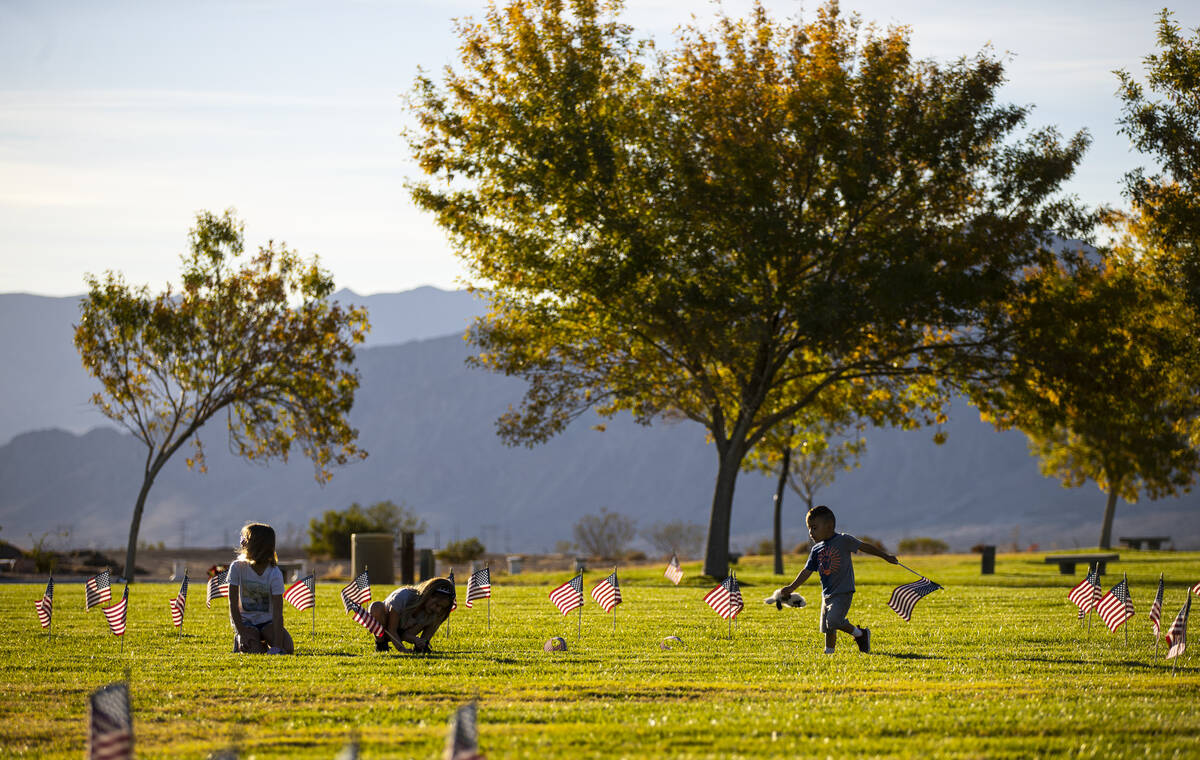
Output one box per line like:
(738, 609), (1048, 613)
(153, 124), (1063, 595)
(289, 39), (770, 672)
(1118, 536), (1170, 550)
(1043, 553), (1119, 575)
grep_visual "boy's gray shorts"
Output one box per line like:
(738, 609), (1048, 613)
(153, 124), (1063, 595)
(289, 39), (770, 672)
(820, 593), (853, 633)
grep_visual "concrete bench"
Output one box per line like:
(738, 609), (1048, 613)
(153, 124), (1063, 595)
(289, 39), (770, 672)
(1118, 536), (1170, 550)
(1043, 553), (1119, 575)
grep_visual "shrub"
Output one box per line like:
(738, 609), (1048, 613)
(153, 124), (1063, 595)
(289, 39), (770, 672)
(437, 538), (486, 564)
(793, 540), (812, 555)
(642, 521), (706, 559)
(748, 538), (775, 556)
(858, 536), (889, 554)
(897, 537), (949, 555)
(307, 500), (427, 559)
(573, 509), (636, 559)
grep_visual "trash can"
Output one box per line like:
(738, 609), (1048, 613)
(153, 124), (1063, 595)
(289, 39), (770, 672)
(980, 545), (996, 575)
(419, 548), (435, 581)
(507, 555), (523, 575)
(351, 533), (394, 586)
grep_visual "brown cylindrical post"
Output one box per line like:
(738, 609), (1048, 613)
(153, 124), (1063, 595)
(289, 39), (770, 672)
(400, 532), (416, 585)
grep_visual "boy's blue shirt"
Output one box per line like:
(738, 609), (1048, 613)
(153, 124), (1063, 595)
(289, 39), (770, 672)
(804, 532), (863, 596)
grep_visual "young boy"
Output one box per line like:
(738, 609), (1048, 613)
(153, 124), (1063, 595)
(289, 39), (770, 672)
(778, 505), (897, 654)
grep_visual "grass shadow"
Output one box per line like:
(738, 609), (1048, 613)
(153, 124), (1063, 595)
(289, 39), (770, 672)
(873, 651), (946, 661)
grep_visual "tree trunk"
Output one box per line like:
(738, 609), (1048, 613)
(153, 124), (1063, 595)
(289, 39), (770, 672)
(703, 446), (744, 578)
(772, 445), (791, 575)
(1098, 487), (1119, 550)
(123, 472), (158, 582)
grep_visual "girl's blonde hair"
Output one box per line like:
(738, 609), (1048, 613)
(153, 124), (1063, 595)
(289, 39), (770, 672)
(398, 576), (456, 631)
(237, 523), (278, 570)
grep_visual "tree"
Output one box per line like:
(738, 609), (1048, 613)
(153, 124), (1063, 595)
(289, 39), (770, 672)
(437, 538), (487, 564)
(573, 509), (636, 559)
(409, 0), (1088, 577)
(75, 210), (368, 580)
(970, 11), (1200, 549)
(306, 501), (428, 559)
(642, 520), (706, 560)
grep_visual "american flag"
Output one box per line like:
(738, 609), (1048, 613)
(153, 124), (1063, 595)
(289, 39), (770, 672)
(888, 577), (943, 622)
(1068, 564), (1102, 619)
(466, 567), (491, 608)
(448, 569), (457, 612)
(704, 575), (741, 620)
(168, 573), (188, 628)
(206, 568), (229, 608)
(729, 574), (744, 618)
(664, 555), (683, 585)
(88, 681), (133, 760)
(549, 573), (584, 615)
(341, 570), (372, 608)
(1192, 580), (1200, 596)
(345, 599), (384, 638)
(1097, 575), (1135, 633)
(104, 586), (129, 636)
(1149, 574), (1164, 639)
(1166, 595), (1190, 659)
(34, 576), (53, 629)
(443, 700), (485, 760)
(85, 569), (112, 611)
(591, 571), (622, 613)
(284, 574), (316, 611)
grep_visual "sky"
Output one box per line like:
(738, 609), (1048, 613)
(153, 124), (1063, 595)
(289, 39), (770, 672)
(1, 0), (1195, 297)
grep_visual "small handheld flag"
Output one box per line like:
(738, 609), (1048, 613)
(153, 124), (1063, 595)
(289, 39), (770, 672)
(465, 567), (491, 608)
(88, 681), (133, 760)
(1166, 596), (1190, 660)
(888, 577), (942, 622)
(704, 576), (741, 620)
(591, 571), (622, 613)
(284, 574), (316, 612)
(85, 570), (112, 611)
(34, 576), (53, 629)
(345, 599), (384, 638)
(1097, 574), (1135, 633)
(664, 555), (683, 585)
(1068, 564), (1101, 619)
(341, 571), (371, 607)
(443, 700), (485, 760)
(1149, 574), (1164, 639)
(104, 586), (129, 637)
(206, 569), (229, 608)
(549, 574), (584, 615)
(168, 573), (189, 629)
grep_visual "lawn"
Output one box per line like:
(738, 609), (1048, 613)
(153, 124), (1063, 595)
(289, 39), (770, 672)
(1, 551), (1198, 759)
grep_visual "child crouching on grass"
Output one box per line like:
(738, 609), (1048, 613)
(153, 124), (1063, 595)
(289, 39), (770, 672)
(228, 522), (294, 654)
(778, 505), (897, 654)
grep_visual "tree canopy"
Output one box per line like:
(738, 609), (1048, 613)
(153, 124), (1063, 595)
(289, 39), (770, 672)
(409, 0), (1089, 576)
(75, 210), (368, 579)
(307, 501), (427, 559)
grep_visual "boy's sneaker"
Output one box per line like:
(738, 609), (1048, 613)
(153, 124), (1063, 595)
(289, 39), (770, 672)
(375, 636), (389, 652)
(855, 628), (871, 653)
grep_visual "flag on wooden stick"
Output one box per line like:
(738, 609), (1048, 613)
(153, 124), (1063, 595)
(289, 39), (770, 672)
(1068, 564), (1101, 619)
(344, 599), (385, 638)
(341, 571), (371, 607)
(207, 568), (229, 608)
(85, 569), (112, 611)
(466, 567), (491, 608)
(34, 576), (53, 629)
(664, 555), (683, 585)
(591, 571), (622, 613)
(104, 586), (129, 637)
(549, 574), (584, 615)
(284, 574), (316, 611)
(1097, 575), (1135, 633)
(704, 576), (741, 620)
(888, 577), (942, 622)
(168, 573), (189, 628)
(448, 569), (457, 613)
(1166, 596), (1190, 660)
(1149, 574), (1165, 639)
(88, 681), (133, 760)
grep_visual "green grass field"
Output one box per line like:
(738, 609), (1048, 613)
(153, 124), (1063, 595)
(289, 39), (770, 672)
(2, 552), (1199, 759)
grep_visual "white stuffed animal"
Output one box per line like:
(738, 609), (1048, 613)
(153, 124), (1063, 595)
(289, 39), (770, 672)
(764, 587), (807, 609)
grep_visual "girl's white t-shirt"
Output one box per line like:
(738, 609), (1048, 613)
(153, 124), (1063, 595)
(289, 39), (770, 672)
(227, 559), (284, 626)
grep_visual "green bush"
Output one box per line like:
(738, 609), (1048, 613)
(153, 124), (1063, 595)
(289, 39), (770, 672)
(306, 500), (427, 559)
(437, 538), (486, 564)
(897, 537), (949, 555)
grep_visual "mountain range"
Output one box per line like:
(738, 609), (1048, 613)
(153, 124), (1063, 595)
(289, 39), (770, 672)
(1, 288), (1197, 554)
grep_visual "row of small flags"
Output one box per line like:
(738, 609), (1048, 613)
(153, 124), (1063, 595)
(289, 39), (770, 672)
(84, 677), (485, 760)
(1069, 569), (1198, 658)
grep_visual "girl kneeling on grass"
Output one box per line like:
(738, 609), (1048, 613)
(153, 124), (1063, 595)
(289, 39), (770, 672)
(369, 577), (455, 653)
(228, 522), (294, 654)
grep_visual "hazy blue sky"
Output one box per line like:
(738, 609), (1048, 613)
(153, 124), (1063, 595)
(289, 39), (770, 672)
(1, 0), (1194, 296)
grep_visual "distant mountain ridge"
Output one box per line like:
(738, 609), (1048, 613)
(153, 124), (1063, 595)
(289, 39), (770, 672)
(0, 287), (485, 444)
